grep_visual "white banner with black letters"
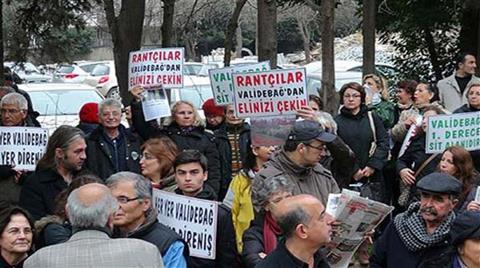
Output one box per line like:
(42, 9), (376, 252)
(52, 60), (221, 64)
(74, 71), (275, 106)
(0, 127), (48, 171)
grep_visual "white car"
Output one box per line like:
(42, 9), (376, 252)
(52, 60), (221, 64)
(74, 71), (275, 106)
(169, 75), (213, 118)
(306, 71), (364, 96)
(83, 61), (119, 99)
(19, 83), (104, 134)
(5, 62), (52, 83)
(53, 61), (110, 83)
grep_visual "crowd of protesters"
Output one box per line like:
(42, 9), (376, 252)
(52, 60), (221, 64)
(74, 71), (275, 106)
(1, 51), (480, 268)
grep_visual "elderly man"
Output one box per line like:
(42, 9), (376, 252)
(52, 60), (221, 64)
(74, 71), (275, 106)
(370, 172), (462, 267)
(85, 98), (141, 180)
(19, 126), (87, 220)
(106, 172), (189, 268)
(0, 92), (36, 127)
(256, 120), (340, 205)
(256, 194), (334, 268)
(24, 183), (163, 268)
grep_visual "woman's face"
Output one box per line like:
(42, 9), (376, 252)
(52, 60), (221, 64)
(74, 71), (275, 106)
(342, 88), (362, 111)
(414, 84), (433, 105)
(0, 214), (32, 256)
(396, 88), (413, 105)
(253, 146), (276, 162)
(468, 86), (480, 109)
(421, 110), (438, 132)
(265, 190), (293, 216)
(309, 100), (320, 112)
(174, 103), (195, 127)
(139, 147), (161, 179)
(460, 239), (480, 267)
(364, 77), (379, 92)
(439, 151), (457, 176)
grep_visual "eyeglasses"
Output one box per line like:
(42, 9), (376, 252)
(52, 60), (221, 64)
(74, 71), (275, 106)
(101, 111), (121, 117)
(305, 143), (327, 151)
(140, 153), (156, 160)
(116, 196), (141, 204)
(0, 108), (22, 114)
(343, 94), (361, 99)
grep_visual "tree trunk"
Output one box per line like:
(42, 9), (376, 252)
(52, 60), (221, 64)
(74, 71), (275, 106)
(296, 17), (311, 63)
(423, 27), (442, 81)
(224, 0), (247, 66)
(161, 0), (175, 47)
(0, 0), (4, 86)
(321, 0), (337, 114)
(103, 0), (146, 106)
(257, 0), (277, 68)
(235, 21), (243, 58)
(459, 0), (480, 75)
(362, 0), (375, 76)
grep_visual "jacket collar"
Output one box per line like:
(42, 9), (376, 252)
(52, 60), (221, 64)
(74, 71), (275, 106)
(69, 229), (111, 242)
(339, 104), (368, 120)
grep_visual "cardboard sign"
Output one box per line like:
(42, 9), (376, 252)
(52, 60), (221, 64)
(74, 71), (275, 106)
(209, 61), (271, 105)
(426, 112), (480, 153)
(153, 189), (218, 259)
(0, 127), (48, 171)
(128, 47), (184, 88)
(232, 68), (308, 118)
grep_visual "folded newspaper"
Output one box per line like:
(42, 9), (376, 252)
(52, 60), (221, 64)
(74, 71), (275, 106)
(325, 189), (394, 268)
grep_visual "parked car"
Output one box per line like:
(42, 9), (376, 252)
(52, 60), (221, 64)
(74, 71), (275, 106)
(83, 61), (119, 99)
(53, 61), (110, 83)
(306, 71), (363, 96)
(168, 75), (213, 117)
(18, 83), (104, 134)
(4, 62), (52, 83)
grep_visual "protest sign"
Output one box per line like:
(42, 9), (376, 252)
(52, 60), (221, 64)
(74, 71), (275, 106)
(250, 115), (296, 146)
(426, 112), (480, 153)
(129, 47), (184, 88)
(0, 127), (48, 171)
(153, 189), (218, 259)
(209, 61), (271, 105)
(141, 86), (171, 121)
(232, 68), (308, 118)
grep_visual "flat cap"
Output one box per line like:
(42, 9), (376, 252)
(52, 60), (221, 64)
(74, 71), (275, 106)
(450, 211), (480, 246)
(287, 120), (336, 143)
(416, 172), (462, 195)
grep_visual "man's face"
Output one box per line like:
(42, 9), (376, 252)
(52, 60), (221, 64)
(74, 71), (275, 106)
(459, 55), (477, 75)
(225, 105), (243, 125)
(110, 180), (149, 230)
(419, 192), (455, 224)
(300, 140), (326, 166)
(174, 162), (207, 196)
(99, 105), (121, 129)
(57, 138), (87, 172)
(304, 201), (334, 245)
(1, 103), (27, 126)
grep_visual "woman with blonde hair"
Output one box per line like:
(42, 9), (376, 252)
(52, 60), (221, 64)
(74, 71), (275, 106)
(363, 73), (396, 129)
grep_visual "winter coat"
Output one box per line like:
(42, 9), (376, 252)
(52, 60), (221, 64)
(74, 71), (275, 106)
(370, 222), (452, 268)
(226, 122), (251, 175)
(453, 105), (480, 172)
(241, 212), (268, 268)
(369, 99), (396, 129)
(335, 105), (389, 182)
(19, 169), (69, 220)
(320, 136), (357, 189)
(175, 187), (237, 268)
(438, 73), (480, 112)
(35, 215), (71, 249)
(0, 166), (26, 207)
(255, 240), (330, 268)
(85, 125), (142, 181)
(256, 150), (340, 207)
(152, 173), (177, 193)
(131, 101), (222, 195)
(207, 121), (233, 200)
(76, 122), (99, 136)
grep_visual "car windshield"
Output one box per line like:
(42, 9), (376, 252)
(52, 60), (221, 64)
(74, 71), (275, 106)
(175, 85), (213, 108)
(184, 64), (203, 76)
(91, 64), (110, 76)
(30, 90), (103, 116)
(57, 66), (74, 73)
(80, 63), (102, 74)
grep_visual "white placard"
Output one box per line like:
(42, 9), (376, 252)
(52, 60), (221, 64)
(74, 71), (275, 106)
(426, 112), (480, 153)
(153, 189), (218, 259)
(141, 86), (171, 121)
(209, 61), (271, 105)
(128, 47), (184, 88)
(232, 68), (308, 118)
(0, 127), (48, 171)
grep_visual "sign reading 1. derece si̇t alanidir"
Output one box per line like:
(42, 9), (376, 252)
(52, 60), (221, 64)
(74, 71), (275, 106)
(128, 47), (184, 88)
(0, 127), (48, 171)
(153, 189), (218, 260)
(209, 61), (271, 105)
(426, 112), (480, 153)
(232, 68), (308, 118)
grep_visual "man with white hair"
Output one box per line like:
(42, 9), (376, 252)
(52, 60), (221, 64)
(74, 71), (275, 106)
(85, 98), (141, 180)
(0, 92), (36, 127)
(24, 183), (164, 268)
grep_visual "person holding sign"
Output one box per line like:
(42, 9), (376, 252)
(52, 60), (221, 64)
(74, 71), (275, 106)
(106, 172), (190, 268)
(173, 150), (236, 268)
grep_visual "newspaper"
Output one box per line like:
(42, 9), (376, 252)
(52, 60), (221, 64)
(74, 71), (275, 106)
(325, 189), (394, 268)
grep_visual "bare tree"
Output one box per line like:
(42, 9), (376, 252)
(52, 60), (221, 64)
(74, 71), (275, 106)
(103, 0), (146, 105)
(362, 0), (375, 76)
(257, 0), (277, 68)
(224, 0), (247, 66)
(162, 0), (175, 47)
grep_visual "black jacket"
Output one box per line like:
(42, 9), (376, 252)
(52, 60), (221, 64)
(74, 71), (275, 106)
(76, 122), (99, 136)
(19, 169), (69, 220)
(242, 212), (266, 268)
(320, 136), (357, 189)
(226, 122), (251, 174)
(85, 125), (142, 180)
(256, 241), (330, 268)
(175, 187), (237, 268)
(334, 105), (389, 182)
(371, 222), (452, 268)
(206, 121), (232, 200)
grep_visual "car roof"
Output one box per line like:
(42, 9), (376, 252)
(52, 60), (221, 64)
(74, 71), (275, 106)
(18, 83), (97, 91)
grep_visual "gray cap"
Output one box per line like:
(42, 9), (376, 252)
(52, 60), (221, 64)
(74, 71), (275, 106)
(416, 172), (462, 195)
(287, 120), (336, 143)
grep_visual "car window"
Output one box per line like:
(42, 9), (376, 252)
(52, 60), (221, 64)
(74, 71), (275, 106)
(79, 64), (100, 74)
(91, 64), (110, 76)
(306, 77), (321, 96)
(184, 65), (203, 76)
(178, 85), (213, 108)
(57, 66), (75, 73)
(30, 90), (103, 115)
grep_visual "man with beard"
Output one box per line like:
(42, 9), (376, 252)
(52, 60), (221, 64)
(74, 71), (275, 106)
(256, 120), (340, 206)
(371, 172), (462, 267)
(19, 126), (87, 220)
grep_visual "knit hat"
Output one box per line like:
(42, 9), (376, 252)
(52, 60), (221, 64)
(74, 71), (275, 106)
(79, 102), (99, 124)
(202, 98), (225, 117)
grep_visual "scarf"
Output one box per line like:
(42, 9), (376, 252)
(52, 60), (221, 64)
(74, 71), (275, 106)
(263, 211), (282, 254)
(180, 126), (196, 135)
(394, 202), (454, 252)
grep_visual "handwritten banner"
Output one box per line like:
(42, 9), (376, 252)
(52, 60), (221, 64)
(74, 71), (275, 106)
(0, 127), (48, 171)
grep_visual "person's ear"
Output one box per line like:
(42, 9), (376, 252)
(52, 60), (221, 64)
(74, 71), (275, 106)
(141, 198), (151, 212)
(296, 224), (308, 239)
(202, 171), (208, 182)
(21, 110), (27, 120)
(451, 198), (459, 208)
(55, 148), (64, 159)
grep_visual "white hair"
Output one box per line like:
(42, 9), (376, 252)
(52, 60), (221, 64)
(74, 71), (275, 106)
(67, 187), (118, 228)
